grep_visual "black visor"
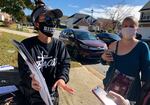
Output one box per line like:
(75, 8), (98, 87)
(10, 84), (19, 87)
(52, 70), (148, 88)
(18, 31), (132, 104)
(31, 6), (63, 24)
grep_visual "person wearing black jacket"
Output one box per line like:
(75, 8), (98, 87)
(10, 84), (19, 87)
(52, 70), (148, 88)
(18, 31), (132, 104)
(18, 5), (75, 105)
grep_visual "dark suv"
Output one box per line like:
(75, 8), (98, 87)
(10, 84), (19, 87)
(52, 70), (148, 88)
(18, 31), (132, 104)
(96, 32), (121, 46)
(59, 28), (107, 61)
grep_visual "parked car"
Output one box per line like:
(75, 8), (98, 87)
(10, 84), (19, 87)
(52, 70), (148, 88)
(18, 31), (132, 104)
(96, 32), (121, 46)
(59, 29), (107, 61)
(141, 39), (150, 48)
(136, 33), (142, 40)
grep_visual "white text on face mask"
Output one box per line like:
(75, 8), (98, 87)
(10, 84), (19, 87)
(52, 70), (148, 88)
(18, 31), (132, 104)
(44, 26), (54, 32)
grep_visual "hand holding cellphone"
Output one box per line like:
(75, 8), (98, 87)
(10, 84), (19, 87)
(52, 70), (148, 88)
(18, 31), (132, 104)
(92, 86), (117, 105)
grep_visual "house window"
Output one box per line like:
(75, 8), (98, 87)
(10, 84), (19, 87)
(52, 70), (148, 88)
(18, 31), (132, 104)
(141, 11), (150, 21)
(147, 16), (150, 20)
(142, 16), (146, 20)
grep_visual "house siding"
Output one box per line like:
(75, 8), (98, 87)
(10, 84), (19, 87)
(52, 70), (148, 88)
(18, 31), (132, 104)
(139, 2), (150, 39)
(138, 27), (150, 39)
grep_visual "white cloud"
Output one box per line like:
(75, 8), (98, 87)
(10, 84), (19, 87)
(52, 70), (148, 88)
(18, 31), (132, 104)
(131, 5), (143, 20)
(79, 8), (107, 19)
(48, 6), (53, 9)
(68, 4), (79, 8)
(79, 5), (143, 20)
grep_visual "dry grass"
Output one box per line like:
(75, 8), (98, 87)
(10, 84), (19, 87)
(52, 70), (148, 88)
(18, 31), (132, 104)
(0, 32), (26, 66)
(71, 61), (82, 68)
(0, 32), (82, 68)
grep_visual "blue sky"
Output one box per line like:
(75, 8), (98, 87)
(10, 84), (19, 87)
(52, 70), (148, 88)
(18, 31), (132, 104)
(25, 0), (149, 19)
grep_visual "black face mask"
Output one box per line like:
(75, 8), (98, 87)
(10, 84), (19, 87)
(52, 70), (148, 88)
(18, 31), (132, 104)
(39, 22), (55, 37)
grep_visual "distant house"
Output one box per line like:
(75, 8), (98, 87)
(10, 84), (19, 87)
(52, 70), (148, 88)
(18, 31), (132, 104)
(60, 16), (68, 25)
(138, 1), (150, 39)
(65, 13), (116, 32)
(0, 14), (4, 21)
(65, 13), (89, 29)
(0, 12), (12, 22)
(93, 18), (114, 31)
(65, 13), (97, 30)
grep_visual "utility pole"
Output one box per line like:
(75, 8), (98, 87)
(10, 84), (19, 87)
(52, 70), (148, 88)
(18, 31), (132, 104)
(89, 9), (94, 32)
(91, 9), (94, 25)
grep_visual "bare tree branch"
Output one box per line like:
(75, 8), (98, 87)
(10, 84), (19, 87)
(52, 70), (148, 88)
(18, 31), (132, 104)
(104, 0), (133, 31)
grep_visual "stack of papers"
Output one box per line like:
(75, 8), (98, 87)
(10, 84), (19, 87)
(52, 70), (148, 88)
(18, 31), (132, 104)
(0, 65), (14, 71)
(12, 40), (53, 105)
(0, 85), (18, 95)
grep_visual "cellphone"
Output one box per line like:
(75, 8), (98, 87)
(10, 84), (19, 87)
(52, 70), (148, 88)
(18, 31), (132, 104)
(92, 86), (116, 105)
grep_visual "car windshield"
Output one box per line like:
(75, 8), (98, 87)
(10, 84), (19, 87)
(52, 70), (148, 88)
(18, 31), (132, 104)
(74, 31), (97, 40)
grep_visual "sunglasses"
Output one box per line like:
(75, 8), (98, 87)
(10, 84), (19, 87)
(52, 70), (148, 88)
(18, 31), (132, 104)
(45, 16), (57, 26)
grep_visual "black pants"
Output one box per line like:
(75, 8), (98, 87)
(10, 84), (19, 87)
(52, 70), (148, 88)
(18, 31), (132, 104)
(15, 85), (59, 105)
(1, 92), (59, 105)
(30, 91), (59, 105)
(0, 90), (29, 105)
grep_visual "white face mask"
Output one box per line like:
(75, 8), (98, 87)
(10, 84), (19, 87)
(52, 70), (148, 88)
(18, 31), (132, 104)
(121, 27), (137, 39)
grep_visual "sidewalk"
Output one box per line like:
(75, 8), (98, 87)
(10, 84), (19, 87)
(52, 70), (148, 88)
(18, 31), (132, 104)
(0, 27), (61, 38)
(59, 66), (104, 105)
(0, 27), (37, 37)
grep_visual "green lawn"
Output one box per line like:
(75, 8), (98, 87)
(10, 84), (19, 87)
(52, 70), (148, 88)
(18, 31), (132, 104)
(0, 32), (26, 67)
(0, 32), (81, 68)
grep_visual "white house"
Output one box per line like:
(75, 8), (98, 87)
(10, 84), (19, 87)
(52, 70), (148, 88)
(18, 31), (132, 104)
(65, 13), (96, 30)
(65, 13), (89, 29)
(138, 1), (150, 39)
(64, 13), (113, 31)
(0, 14), (4, 21)
(0, 12), (12, 22)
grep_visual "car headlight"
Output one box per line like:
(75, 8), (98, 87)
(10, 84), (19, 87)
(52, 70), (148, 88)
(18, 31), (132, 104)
(96, 46), (106, 50)
(89, 46), (104, 50)
(89, 47), (98, 50)
(89, 46), (107, 50)
(79, 44), (89, 49)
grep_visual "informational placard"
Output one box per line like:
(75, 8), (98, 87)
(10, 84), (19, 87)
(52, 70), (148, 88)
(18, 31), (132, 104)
(12, 40), (53, 105)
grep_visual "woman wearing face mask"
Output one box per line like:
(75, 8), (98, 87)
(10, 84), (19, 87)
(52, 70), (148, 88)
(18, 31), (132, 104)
(101, 16), (150, 105)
